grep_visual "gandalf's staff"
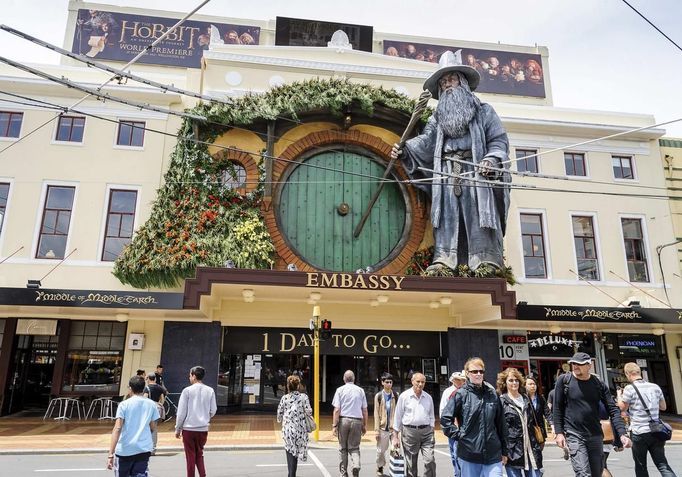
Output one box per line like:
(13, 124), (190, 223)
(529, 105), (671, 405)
(353, 89), (432, 238)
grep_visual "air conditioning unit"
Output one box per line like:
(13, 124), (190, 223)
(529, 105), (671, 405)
(128, 333), (145, 350)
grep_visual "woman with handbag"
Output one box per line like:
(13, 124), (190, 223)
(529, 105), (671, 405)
(277, 375), (312, 477)
(498, 368), (543, 477)
(525, 376), (552, 449)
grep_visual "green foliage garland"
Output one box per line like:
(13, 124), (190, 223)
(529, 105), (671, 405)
(113, 78), (427, 289)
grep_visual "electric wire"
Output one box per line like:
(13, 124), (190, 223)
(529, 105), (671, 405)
(0, 0), (212, 155)
(620, 0), (682, 53)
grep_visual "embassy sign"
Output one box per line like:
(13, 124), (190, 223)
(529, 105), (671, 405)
(517, 304), (682, 325)
(0, 287), (183, 310)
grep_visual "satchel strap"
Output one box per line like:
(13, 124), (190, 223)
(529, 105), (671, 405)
(631, 382), (654, 419)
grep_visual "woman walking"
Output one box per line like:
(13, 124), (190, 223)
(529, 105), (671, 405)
(525, 375), (552, 446)
(498, 368), (543, 477)
(277, 375), (312, 477)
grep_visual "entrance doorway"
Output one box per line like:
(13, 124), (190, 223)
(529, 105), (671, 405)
(3, 334), (59, 415)
(529, 358), (569, 400)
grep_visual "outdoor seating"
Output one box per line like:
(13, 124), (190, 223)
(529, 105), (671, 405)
(86, 397), (118, 420)
(43, 397), (86, 421)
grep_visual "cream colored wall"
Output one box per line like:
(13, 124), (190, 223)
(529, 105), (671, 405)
(118, 320), (164, 396)
(665, 333), (682, 414)
(660, 142), (682, 273)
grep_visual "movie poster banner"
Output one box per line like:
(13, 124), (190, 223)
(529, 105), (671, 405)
(71, 9), (260, 68)
(383, 40), (545, 98)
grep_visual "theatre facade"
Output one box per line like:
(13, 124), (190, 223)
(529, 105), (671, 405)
(0, 1), (681, 416)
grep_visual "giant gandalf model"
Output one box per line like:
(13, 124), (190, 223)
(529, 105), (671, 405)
(391, 50), (511, 273)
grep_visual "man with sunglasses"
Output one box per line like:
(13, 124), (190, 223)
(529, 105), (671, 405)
(554, 352), (630, 477)
(441, 357), (507, 476)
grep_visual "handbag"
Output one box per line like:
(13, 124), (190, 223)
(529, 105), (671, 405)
(529, 402), (545, 445)
(600, 420), (614, 444)
(631, 383), (672, 442)
(389, 448), (405, 477)
(300, 394), (316, 433)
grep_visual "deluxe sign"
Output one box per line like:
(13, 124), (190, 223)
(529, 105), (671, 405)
(223, 326), (439, 356)
(306, 272), (405, 290)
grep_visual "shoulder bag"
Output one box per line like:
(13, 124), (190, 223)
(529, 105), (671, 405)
(300, 394), (316, 433)
(529, 401), (545, 445)
(631, 383), (672, 442)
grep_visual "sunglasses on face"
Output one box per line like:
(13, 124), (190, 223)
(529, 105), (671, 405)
(468, 370), (484, 375)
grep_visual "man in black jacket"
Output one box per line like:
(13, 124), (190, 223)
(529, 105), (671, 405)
(441, 357), (508, 476)
(554, 352), (631, 477)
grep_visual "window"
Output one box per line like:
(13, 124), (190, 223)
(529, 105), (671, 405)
(0, 182), (9, 234)
(221, 162), (247, 190)
(0, 111), (22, 138)
(612, 155), (634, 179)
(37, 186), (75, 259)
(520, 213), (547, 278)
(62, 320), (126, 394)
(116, 120), (145, 147)
(564, 152), (586, 176)
(516, 149), (538, 173)
(55, 116), (85, 142)
(102, 189), (137, 261)
(621, 218), (649, 282)
(572, 216), (599, 280)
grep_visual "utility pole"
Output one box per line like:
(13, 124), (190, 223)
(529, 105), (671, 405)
(312, 305), (321, 442)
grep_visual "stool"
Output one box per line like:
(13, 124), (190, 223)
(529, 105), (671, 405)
(87, 397), (117, 420)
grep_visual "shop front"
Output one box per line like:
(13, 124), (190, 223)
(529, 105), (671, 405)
(218, 326), (446, 412)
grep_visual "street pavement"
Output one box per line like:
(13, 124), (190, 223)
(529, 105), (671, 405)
(3, 444), (682, 476)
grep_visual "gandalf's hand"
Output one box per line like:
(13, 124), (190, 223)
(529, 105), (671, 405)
(478, 159), (496, 178)
(390, 144), (402, 160)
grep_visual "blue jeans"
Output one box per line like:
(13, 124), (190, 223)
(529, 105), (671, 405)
(631, 432), (677, 477)
(457, 458), (503, 477)
(505, 467), (542, 477)
(448, 437), (460, 477)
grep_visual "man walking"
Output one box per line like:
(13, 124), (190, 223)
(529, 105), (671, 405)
(106, 375), (159, 476)
(146, 373), (167, 453)
(374, 372), (398, 476)
(617, 362), (677, 477)
(175, 366), (217, 477)
(554, 352), (631, 477)
(392, 372), (436, 477)
(439, 371), (466, 477)
(332, 370), (368, 477)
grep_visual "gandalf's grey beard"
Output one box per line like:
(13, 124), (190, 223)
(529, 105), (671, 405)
(435, 86), (478, 138)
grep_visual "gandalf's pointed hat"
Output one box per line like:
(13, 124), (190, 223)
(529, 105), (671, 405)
(423, 50), (480, 98)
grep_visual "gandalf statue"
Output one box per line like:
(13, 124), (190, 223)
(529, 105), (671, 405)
(391, 50), (511, 273)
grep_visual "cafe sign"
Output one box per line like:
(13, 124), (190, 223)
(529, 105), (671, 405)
(223, 326), (441, 356)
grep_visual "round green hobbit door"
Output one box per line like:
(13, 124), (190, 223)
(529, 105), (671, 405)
(275, 147), (413, 272)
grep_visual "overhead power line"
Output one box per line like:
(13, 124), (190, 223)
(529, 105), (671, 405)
(0, 0), (212, 155)
(620, 0), (682, 53)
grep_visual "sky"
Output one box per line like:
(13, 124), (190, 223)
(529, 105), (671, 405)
(2, 0), (682, 137)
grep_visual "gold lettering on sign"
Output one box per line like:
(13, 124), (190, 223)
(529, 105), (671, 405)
(281, 333), (296, 352)
(306, 273), (407, 290)
(364, 335), (378, 353)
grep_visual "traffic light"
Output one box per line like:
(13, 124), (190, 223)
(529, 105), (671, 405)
(320, 319), (332, 340)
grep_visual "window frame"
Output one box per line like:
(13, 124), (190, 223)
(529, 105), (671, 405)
(53, 115), (86, 144)
(570, 213), (602, 282)
(619, 215), (652, 283)
(100, 187), (139, 262)
(0, 180), (11, 241)
(612, 155), (636, 181)
(515, 148), (539, 174)
(564, 151), (588, 177)
(518, 210), (551, 279)
(33, 182), (78, 260)
(115, 119), (146, 149)
(0, 110), (23, 140)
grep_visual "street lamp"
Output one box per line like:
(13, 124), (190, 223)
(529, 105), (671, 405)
(312, 305), (321, 442)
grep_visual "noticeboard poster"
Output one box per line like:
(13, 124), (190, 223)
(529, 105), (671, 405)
(71, 9), (260, 68)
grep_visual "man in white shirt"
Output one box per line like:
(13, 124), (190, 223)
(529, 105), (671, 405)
(332, 370), (368, 477)
(439, 371), (465, 477)
(175, 366), (217, 477)
(617, 362), (676, 477)
(392, 372), (436, 477)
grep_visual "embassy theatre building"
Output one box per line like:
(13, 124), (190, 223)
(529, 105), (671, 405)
(0, 1), (681, 416)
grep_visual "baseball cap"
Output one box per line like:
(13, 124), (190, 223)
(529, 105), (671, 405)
(450, 371), (465, 381)
(568, 352), (592, 365)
